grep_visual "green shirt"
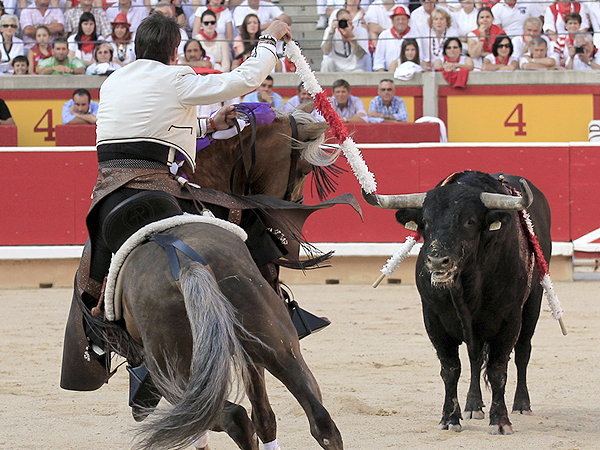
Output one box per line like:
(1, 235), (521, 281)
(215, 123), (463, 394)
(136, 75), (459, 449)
(37, 57), (86, 74)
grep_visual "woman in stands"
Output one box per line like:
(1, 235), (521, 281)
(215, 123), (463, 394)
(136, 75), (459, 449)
(27, 25), (52, 74)
(467, 7), (505, 70)
(193, 9), (230, 72)
(389, 38), (422, 73)
(107, 13), (135, 67)
(68, 12), (104, 67)
(86, 42), (121, 75)
(0, 14), (24, 73)
(422, 8), (459, 71)
(191, 0), (233, 45)
(482, 34), (518, 71)
(433, 36), (474, 71)
(231, 13), (260, 70)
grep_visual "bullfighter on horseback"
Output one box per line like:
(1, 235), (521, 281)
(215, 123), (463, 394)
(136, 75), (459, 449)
(61, 13), (298, 392)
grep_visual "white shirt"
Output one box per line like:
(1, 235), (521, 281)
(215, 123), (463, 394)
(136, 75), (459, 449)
(565, 52), (600, 70)
(106, 4), (149, 33)
(0, 35), (24, 65)
(373, 26), (418, 70)
(67, 33), (105, 65)
(492, 1), (541, 38)
(192, 7), (233, 39)
(410, 5), (450, 40)
(543, 2), (589, 36)
(452, 7), (478, 40)
(420, 26), (460, 63)
(233, 0), (284, 28)
(321, 25), (370, 71)
(364, 1), (405, 31)
(97, 42), (277, 169)
(283, 95), (325, 121)
(518, 48), (560, 67)
(484, 53), (519, 68)
(512, 34), (553, 58)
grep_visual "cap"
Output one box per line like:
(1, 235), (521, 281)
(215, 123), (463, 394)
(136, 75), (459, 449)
(390, 6), (410, 18)
(111, 13), (131, 27)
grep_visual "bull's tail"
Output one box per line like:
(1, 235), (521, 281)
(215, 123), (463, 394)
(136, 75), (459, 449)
(136, 262), (249, 450)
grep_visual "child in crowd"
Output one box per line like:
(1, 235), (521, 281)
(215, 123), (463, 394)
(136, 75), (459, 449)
(11, 54), (28, 74)
(27, 25), (52, 74)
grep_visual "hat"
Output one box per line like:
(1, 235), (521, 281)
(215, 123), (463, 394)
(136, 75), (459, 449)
(390, 6), (410, 18)
(111, 13), (131, 27)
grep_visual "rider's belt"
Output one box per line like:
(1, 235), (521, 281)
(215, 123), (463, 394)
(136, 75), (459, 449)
(98, 159), (169, 170)
(97, 142), (171, 166)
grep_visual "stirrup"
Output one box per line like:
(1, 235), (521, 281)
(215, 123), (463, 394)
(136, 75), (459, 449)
(127, 364), (162, 422)
(282, 288), (330, 339)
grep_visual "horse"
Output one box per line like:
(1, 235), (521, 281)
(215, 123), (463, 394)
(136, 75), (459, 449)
(106, 105), (350, 449)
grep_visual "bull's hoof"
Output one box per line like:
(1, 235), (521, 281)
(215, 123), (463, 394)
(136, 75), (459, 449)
(489, 424), (514, 435)
(438, 422), (462, 432)
(512, 407), (534, 416)
(464, 410), (485, 420)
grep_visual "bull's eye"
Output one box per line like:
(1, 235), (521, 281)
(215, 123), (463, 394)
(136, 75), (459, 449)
(465, 218), (476, 227)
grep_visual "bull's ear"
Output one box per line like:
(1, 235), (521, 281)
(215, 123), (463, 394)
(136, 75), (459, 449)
(486, 210), (512, 231)
(395, 209), (422, 231)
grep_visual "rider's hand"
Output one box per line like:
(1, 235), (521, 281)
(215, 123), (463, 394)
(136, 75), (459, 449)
(212, 105), (237, 131)
(263, 19), (292, 42)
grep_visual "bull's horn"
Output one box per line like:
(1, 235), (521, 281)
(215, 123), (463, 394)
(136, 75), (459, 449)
(362, 190), (426, 209)
(480, 178), (533, 210)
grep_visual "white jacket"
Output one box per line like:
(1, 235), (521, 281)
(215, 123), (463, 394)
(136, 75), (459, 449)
(96, 42), (277, 169)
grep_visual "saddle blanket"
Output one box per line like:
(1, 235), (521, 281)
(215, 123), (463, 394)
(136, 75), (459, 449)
(104, 213), (247, 321)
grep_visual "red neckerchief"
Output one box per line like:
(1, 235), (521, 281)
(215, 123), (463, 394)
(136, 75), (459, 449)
(207, 5), (225, 13)
(550, 2), (580, 23)
(338, 26), (354, 44)
(473, 24), (505, 53)
(198, 29), (218, 41)
(81, 34), (94, 54)
(495, 55), (509, 65)
(444, 54), (460, 64)
(391, 26), (411, 39)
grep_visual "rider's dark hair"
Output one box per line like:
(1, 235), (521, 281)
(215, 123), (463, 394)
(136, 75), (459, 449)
(135, 14), (181, 64)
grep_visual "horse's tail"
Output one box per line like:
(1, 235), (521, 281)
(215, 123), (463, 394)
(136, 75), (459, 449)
(137, 261), (249, 450)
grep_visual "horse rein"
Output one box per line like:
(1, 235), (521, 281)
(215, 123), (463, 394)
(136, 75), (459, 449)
(285, 114), (301, 202)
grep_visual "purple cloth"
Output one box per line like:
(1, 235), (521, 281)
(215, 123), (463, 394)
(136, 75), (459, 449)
(235, 102), (276, 125)
(195, 136), (212, 153)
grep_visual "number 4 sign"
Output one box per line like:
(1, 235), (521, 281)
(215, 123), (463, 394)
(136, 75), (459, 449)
(504, 104), (526, 136)
(33, 109), (56, 142)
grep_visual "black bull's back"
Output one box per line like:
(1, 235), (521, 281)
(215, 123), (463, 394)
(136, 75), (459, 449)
(397, 171), (551, 434)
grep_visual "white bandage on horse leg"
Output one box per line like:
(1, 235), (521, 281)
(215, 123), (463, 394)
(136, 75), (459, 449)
(192, 431), (210, 449)
(263, 439), (280, 450)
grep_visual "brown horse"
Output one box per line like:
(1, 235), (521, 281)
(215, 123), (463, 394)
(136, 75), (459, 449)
(112, 107), (350, 449)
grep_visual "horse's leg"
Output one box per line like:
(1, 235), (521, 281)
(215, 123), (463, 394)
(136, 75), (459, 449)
(247, 366), (279, 448)
(208, 401), (259, 450)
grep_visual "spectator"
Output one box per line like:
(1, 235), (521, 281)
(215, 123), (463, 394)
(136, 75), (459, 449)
(178, 38), (213, 72)
(565, 33), (600, 70)
(68, 12), (104, 67)
(389, 37), (424, 74)
(153, 2), (188, 58)
(433, 36), (473, 87)
(520, 37), (560, 69)
(330, 78), (368, 123)
(552, 11), (580, 65)
(37, 37), (86, 74)
(0, 98), (15, 125)
(491, 0), (541, 39)
(368, 79), (408, 123)
(0, 14), (24, 72)
(512, 16), (552, 59)
(321, 8), (369, 72)
(467, 7), (505, 70)
(231, 13), (260, 69)
(27, 25), (52, 73)
(191, 0), (234, 44)
(62, 88), (98, 124)
(543, 0), (588, 42)
(107, 13), (135, 67)
(86, 41), (121, 74)
(0, 0), (8, 16)
(64, 0), (112, 38)
(193, 9), (230, 71)
(283, 82), (325, 121)
(364, 0), (396, 46)
(374, 6), (418, 71)
(482, 34), (518, 70)
(326, 0), (368, 31)
(20, 0), (65, 49)
(232, 0), (291, 31)
(11, 54), (28, 73)
(421, 8), (458, 70)
(242, 75), (284, 109)
(453, 0), (478, 44)
(106, 0), (149, 33)
(411, 0), (447, 40)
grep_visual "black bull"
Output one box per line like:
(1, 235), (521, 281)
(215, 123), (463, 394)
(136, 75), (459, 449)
(364, 171), (551, 435)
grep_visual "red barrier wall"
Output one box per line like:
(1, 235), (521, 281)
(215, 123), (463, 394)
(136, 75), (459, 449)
(0, 144), (596, 246)
(0, 125), (18, 146)
(55, 124), (96, 146)
(326, 122), (440, 143)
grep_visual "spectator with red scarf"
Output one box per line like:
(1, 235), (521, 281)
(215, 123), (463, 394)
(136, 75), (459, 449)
(467, 7), (505, 70)
(482, 34), (518, 71)
(321, 8), (369, 72)
(551, 12), (581, 65)
(373, 6), (418, 72)
(544, 0), (589, 42)
(433, 37), (473, 88)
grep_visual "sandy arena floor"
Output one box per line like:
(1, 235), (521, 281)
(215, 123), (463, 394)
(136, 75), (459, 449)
(0, 281), (598, 449)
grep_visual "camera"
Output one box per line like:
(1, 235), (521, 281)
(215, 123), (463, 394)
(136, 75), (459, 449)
(338, 18), (349, 29)
(575, 46), (585, 54)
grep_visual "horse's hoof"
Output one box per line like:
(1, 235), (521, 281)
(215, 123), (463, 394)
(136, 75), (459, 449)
(438, 422), (462, 432)
(464, 410), (484, 420)
(489, 424), (514, 435)
(512, 408), (534, 416)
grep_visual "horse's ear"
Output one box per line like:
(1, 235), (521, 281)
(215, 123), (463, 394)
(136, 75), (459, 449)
(297, 120), (329, 142)
(297, 100), (315, 114)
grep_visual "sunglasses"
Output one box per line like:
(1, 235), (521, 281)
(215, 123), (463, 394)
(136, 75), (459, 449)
(2, 24), (17, 28)
(497, 43), (511, 48)
(203, 21), (216, 25)
(380, 88), (394, 91)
